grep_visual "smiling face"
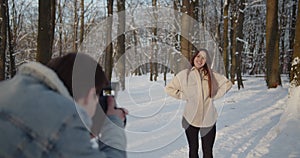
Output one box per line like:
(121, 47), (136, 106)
(193, 51), (207, 69)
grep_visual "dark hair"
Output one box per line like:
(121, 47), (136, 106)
(189, 48), (218, 98)
(47, 53), (108, 100)
(190, 48), (210, 75)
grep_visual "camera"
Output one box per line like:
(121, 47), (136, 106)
(99, 86), (116, 113)
(98, 83), (126, 126)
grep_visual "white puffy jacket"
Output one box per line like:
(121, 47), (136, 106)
(165, 67), (232, 127)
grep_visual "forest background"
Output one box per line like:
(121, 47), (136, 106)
(0, 0), (300, 89)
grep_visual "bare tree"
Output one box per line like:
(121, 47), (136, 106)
(293, 0), (300, 59)
(79, 0), (84, 45)
(229, 0), (236, 84)
(279, 0), (287, 74)
(289, 0), (298, 58)
(3, 0), (298, 86)
(73, 0), (78, 52)
(0, 0), (7, 80)
(37, 0), (56, 64)
(150, 0), (158, 81)
(223, 0), (230, 78)
(291, 0), (300, 82)
(180, 0), (191, 71)
(231, 0), (245, 89)
(58, 0), (63, 56)
(7, 2), (14, 78)
(116, 0), (125, 90)
(104, 0), (114, 81)
(173, 0), (180, 74)
(177, 0), (200, 72)
(244, 0), (266, 76)
(266, 0), (281, 88)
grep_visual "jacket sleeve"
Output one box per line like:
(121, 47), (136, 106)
(165, 75), (185, 100)
(57, 113), (126, 158)
(98, 115), (127, 158)
(213, 72), (233, 100)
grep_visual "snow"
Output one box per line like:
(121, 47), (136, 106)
(112, 74), (300, 158)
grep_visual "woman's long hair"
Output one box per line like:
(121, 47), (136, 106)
(189, 49), (218, 98)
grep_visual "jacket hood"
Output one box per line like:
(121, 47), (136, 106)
(19, 62), (71, 99)
(18, 62), (92, 128)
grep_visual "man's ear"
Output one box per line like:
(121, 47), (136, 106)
(86, 87), (97, 103)
(76, 87), (97, 106)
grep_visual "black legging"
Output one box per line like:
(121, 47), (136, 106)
(185, 124), (216, 158)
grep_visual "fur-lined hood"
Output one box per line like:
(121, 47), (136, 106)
(18, 62), (72, 100)
(18, 62), (92, 128)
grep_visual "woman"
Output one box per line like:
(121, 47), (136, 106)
(165, 49), (232, 158)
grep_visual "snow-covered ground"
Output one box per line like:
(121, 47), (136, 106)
(114, 74), (299, 158)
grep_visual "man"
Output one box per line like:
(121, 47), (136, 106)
(0, 53), (127, 157)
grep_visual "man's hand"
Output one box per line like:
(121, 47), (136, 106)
(106, 96), (128, 122)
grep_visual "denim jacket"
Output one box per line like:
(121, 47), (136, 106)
(0, 62), (126, 158)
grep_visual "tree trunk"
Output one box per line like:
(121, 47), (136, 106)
(223, 0), (229, 78)
(200, 0), (205, 27)
(0, 0), (7, 81)
(291, 0), (300, 82)
(73, 0), (78, 52)
(8, 11), (15, 78)
(79, 0), (84, 45)
(289, 0), (298, 55)
(104, 0), (114, 81)
(116, 0), (125, 90)
(288, 0), (298, 76)
(230, 0), (236, 84)
(279, 0), (287, 74)
(150, 0), (157, 81)
(235, 0), (245, 89)
(217, 0), (224, 55)
(37, 0), (56, 64)
(266, 0), (281, 88)
(173, 0), (180, 74)
(180, 0), (191, 71)
(189, 0), (199, 58)
(4, 0), (14, 78)
(91, 0), (114, 136)
(132, 22), (141, 76)
(58, 0), (63, 56)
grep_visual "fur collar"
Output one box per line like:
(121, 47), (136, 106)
(18, 62), (72, 100)
(18, 62), (92, 128)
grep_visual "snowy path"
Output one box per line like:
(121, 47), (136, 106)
(214, 82), (288, 158)
(116, 76), (290, 158)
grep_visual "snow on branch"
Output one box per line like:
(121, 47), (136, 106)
(236, 37), (248, 45)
